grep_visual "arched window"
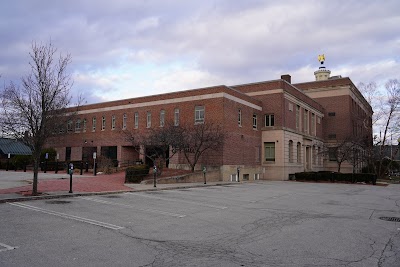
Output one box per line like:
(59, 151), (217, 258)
(297, 142), (301, 163)
(289, 140), (293, 163)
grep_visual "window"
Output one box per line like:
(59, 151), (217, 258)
(160, 110), (165, 127)
(328, 112), (336, 116)
(329, 147), (337, 161)
(134, 112), (139, 129)
(231, 174), (238, 182)
(264, 142), (275, 162)
(174, 108), (180, 126)
(255, 146), (261, 163)
(296, 105), (300, 130)
(311, 113), (315, 135)
(147, 112), (151, 128)
(195, 106), (205, 124)
(289, 140), (293, 163)
(111, 115), (116, 130)
(67, 120), (72, 132)
(92, 117), (96, 131)
(253, 114), (257, 129)
(304, 109), (309, 134)
(238, 109), (242, 126)
(328, 134), (337, 139)
(297, 142), (301, 163)
(101, 116), (106, 131)
(122, 114), (127, 129)
(254, 173), (260, 180)
(75, 119), (81, 131)
(83, 119), (87, 132)
(265, 114), (274, 127)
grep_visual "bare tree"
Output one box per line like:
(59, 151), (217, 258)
(324, 139), (358, 173)
(359, 79), (400, 179)
(0, 41), (73, 195)
(176, 122), (224, 172)
(123, 121), (181, 173)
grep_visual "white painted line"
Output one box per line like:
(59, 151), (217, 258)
(8, 203), (124, 230)
(127, 192), (228, 210)
(0, 242), (17, 252)
(79, 197), (186, 218)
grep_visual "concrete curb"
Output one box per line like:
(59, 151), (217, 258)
(0, 182), (239, 204)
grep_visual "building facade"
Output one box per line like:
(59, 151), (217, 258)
(46, 66), (373, 181)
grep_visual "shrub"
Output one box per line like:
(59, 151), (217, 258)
(125, 165), (150, 183)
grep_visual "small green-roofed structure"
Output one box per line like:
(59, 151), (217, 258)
(0, 138), (32, 157)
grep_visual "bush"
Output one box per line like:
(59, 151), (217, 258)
(295, 171), (377, 185)
(125, 165), (150, 183)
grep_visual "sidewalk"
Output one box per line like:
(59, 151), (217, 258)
(0, 170), (237, 203)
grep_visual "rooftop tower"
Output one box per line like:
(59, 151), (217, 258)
(314, 54), (331, 81)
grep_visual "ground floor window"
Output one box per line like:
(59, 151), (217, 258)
(264, 142), (275, 162)
(254, 173), (260, 180)
(230, 174), (238, 182)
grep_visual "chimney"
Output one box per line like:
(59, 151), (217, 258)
(281, 74), (291, 83)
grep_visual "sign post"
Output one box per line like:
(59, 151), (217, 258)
(153, 165), (157, 188)
(93, 152), (97, 176)
(203, 166), (207, 184)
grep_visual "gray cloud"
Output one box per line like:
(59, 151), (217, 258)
(1, 0), (399, 103)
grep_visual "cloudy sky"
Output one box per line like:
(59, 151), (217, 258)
(1, 0), (399, 104)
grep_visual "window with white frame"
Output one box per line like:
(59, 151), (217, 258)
(146, 112), (151, 128)
(67, 120), (72, 132)
(238, 109), (242, 126)
(264, 142), (275, 162)
(253, 114), (257, 129)
(254, 173), (260, 180)
(101, 116), (106, 131)
(195, 106), (205, 124)
(92, 117), (96, 131)
(134, 112), (139, 129)
(160, 110), (165, 127)
(174, 108), (180, 126)
(122, 113), (127, 129)
(265, 114), (274, 127)
(111, 115), (116, 130)
(75, 119), (81, 131)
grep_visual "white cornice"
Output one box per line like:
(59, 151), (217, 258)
(76, 92), (262, 115)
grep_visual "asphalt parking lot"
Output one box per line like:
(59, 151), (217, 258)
(0, 181), (399, 267)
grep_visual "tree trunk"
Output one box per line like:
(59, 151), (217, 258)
(32, 159), (39, 195)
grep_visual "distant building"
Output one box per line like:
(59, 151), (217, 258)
(46, 62), (373, 180)
(0, 138), (32, 159)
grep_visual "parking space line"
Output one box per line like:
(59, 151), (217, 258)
(127, 192), (227, 210)
(0, 242), (17, 252)
(8, 202), (124, 230)
(79, 197), (186, 218)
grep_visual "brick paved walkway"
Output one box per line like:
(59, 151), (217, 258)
(0, 172), (131, 195)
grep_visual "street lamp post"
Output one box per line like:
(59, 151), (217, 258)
(237, 166), (240, 182)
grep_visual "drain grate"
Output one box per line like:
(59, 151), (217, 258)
(379, 216), (400, 222)
(45, 200), (71, 204)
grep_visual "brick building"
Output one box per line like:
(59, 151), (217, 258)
(46, 65), (373, 181)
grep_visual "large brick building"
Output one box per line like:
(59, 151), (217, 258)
(46, 65), (373, 181)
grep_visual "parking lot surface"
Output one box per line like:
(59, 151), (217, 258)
(1, 181), (399, 266)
